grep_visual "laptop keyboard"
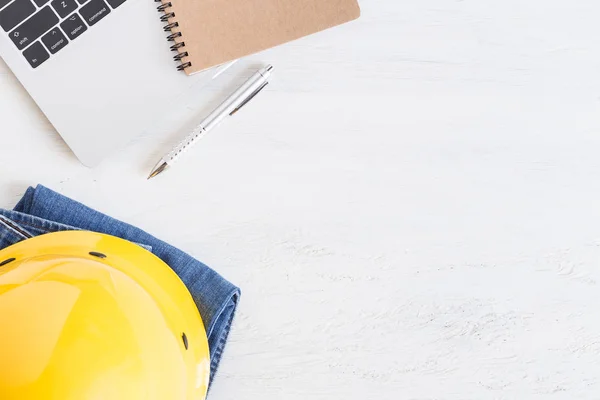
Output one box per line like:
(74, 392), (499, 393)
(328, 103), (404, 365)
(0, 0), (125, 68)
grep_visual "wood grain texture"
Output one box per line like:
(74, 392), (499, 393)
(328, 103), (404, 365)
(2, 0), (600, 398)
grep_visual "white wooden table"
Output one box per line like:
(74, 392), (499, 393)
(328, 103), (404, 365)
(2, 1), (600, 398)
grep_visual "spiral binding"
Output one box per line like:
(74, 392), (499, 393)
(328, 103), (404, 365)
(156, 0), (192, 71)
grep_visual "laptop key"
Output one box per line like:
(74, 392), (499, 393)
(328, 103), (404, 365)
(51, 0), (76, 18)
(60, 13), (86, 40)
(0, 0), (35, 32)
(79, 0), (109, 26)
(9, 6), (58, 50)
(22, 41), (49, 68)
(41, 27), (68, 54)
(105, 0), (125, 9)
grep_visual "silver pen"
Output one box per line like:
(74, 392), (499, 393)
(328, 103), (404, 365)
(148, 65), (273, 179)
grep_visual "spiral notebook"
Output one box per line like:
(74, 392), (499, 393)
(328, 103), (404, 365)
(156, 0), (361, 75)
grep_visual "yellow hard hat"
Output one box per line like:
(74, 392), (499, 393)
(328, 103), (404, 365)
(0, 231), (210, 400)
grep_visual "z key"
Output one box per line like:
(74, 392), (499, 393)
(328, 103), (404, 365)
(51, 0), (77, 18)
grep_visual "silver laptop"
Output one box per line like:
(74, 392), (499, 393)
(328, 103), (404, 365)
(0, 0), (231, 166)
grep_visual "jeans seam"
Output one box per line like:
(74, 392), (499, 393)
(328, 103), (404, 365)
(209, 300), (237, 388)
(2, 216), (78, 235)
(0, 216), (33, 239)
(6, 219), (54, 233)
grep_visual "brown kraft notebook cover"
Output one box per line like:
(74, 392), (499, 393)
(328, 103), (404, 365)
(158, 0), (361, 75)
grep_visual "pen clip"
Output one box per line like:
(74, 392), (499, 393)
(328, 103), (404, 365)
(229, 81), (269, 116)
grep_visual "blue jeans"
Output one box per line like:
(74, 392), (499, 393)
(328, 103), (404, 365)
(0, 185), (240, 387)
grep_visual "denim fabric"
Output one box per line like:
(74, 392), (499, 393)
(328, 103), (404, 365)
(0, 185), (240, 386)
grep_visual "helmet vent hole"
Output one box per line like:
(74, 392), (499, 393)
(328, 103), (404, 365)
(182, 332), (188, 350)
(0, 258), (15, 267)
(89, 252), (107, 259)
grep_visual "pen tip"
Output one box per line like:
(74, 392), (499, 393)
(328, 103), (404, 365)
(147, 161), (168, 180)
